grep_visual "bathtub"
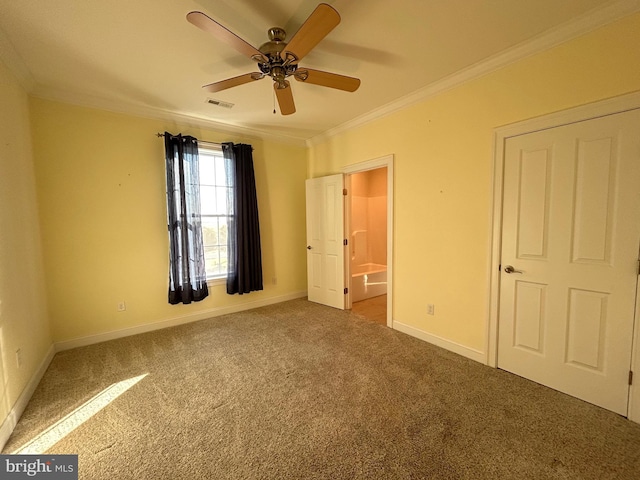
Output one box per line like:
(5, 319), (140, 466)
(351, 263), (387, 302)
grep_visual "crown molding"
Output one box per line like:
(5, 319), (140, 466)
(1, 21), (306, 147)
(307, 0), (640, 147)
(30, 86), (309, 147)
(4, 1), (639, 149)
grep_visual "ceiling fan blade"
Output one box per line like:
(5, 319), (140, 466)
(187, 11), (267, 62)
(281, 4), (340, 62)
(294, 68), (360, 92)
(203, 73), (264, 93)
(274, 81), (296, 115)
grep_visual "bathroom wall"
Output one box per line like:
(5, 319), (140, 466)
(350, 168), (387, 266)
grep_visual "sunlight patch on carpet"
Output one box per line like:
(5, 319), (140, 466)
(14, 374), (148, 454)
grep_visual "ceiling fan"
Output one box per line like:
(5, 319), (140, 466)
(186, 3), (361, 115)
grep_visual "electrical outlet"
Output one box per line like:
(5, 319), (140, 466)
(15, 348), (22, 369)
(427, 304), (435, 316)
(117, 301), (126, 312)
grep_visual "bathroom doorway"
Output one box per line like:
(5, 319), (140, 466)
(343, 156), (393, 327)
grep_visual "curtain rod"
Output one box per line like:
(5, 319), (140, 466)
(156, 132), (222, 147)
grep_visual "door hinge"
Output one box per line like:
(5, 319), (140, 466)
(630, 371), (634, 386)
(344, 288), (348, 294)
(343, 238), (348, 246)
(343, 188), (347, 196)
(498, 264), (501, 271)
(637, 258), (640, 275)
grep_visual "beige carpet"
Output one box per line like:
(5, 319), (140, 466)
(3, 299), (640, 479)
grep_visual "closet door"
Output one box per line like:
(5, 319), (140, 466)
(498, 109), (640, 415)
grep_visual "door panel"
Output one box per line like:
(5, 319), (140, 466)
(498, 109), (640, 415)
(572, 137), (615, 264)
(306, 174), (345, 309)
(516, 147), (551, 259)
(565, 288), (607, 371)
(513, 281), (546, 354)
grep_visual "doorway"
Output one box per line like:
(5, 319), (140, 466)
(305, 156), (394, 325)
(343, 155), (394, 328)
(348, 167), (388, 325)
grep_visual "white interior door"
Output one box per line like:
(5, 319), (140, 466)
(306, 174), (345, 309)
(498, 109), (640, 415)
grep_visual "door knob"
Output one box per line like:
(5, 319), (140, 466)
(503, 265), (523, 274)
(307, 245), (312, 250)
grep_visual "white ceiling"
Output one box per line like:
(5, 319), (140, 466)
(0, 0), (636, 142)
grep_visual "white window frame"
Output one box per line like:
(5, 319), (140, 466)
(198, 143), (231, 285)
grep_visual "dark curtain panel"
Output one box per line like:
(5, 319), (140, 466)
(222, 143), (263, 295)
(164, 132), (209, 304)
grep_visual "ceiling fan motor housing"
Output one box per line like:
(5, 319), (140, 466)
(256, 28), (298, 84)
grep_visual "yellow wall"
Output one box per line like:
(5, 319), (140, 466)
(309, 13), (640, 353)
(0, 60), (51, 427)
(29, 99), (308, 342)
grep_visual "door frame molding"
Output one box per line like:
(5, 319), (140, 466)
(343, 155), (394, 327)
(487, 90), (640, 422)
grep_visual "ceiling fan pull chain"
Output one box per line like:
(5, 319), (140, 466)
(273, 88), (276, 114)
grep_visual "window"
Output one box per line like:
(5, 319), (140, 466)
(198, 144), (231, 280)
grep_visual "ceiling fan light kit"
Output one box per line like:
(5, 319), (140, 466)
(186, 3), (360, 115)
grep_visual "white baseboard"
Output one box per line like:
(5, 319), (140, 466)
(0, 344), (55, 452)
(392, 321), (486, 364)
(55, 291), (308, 352)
